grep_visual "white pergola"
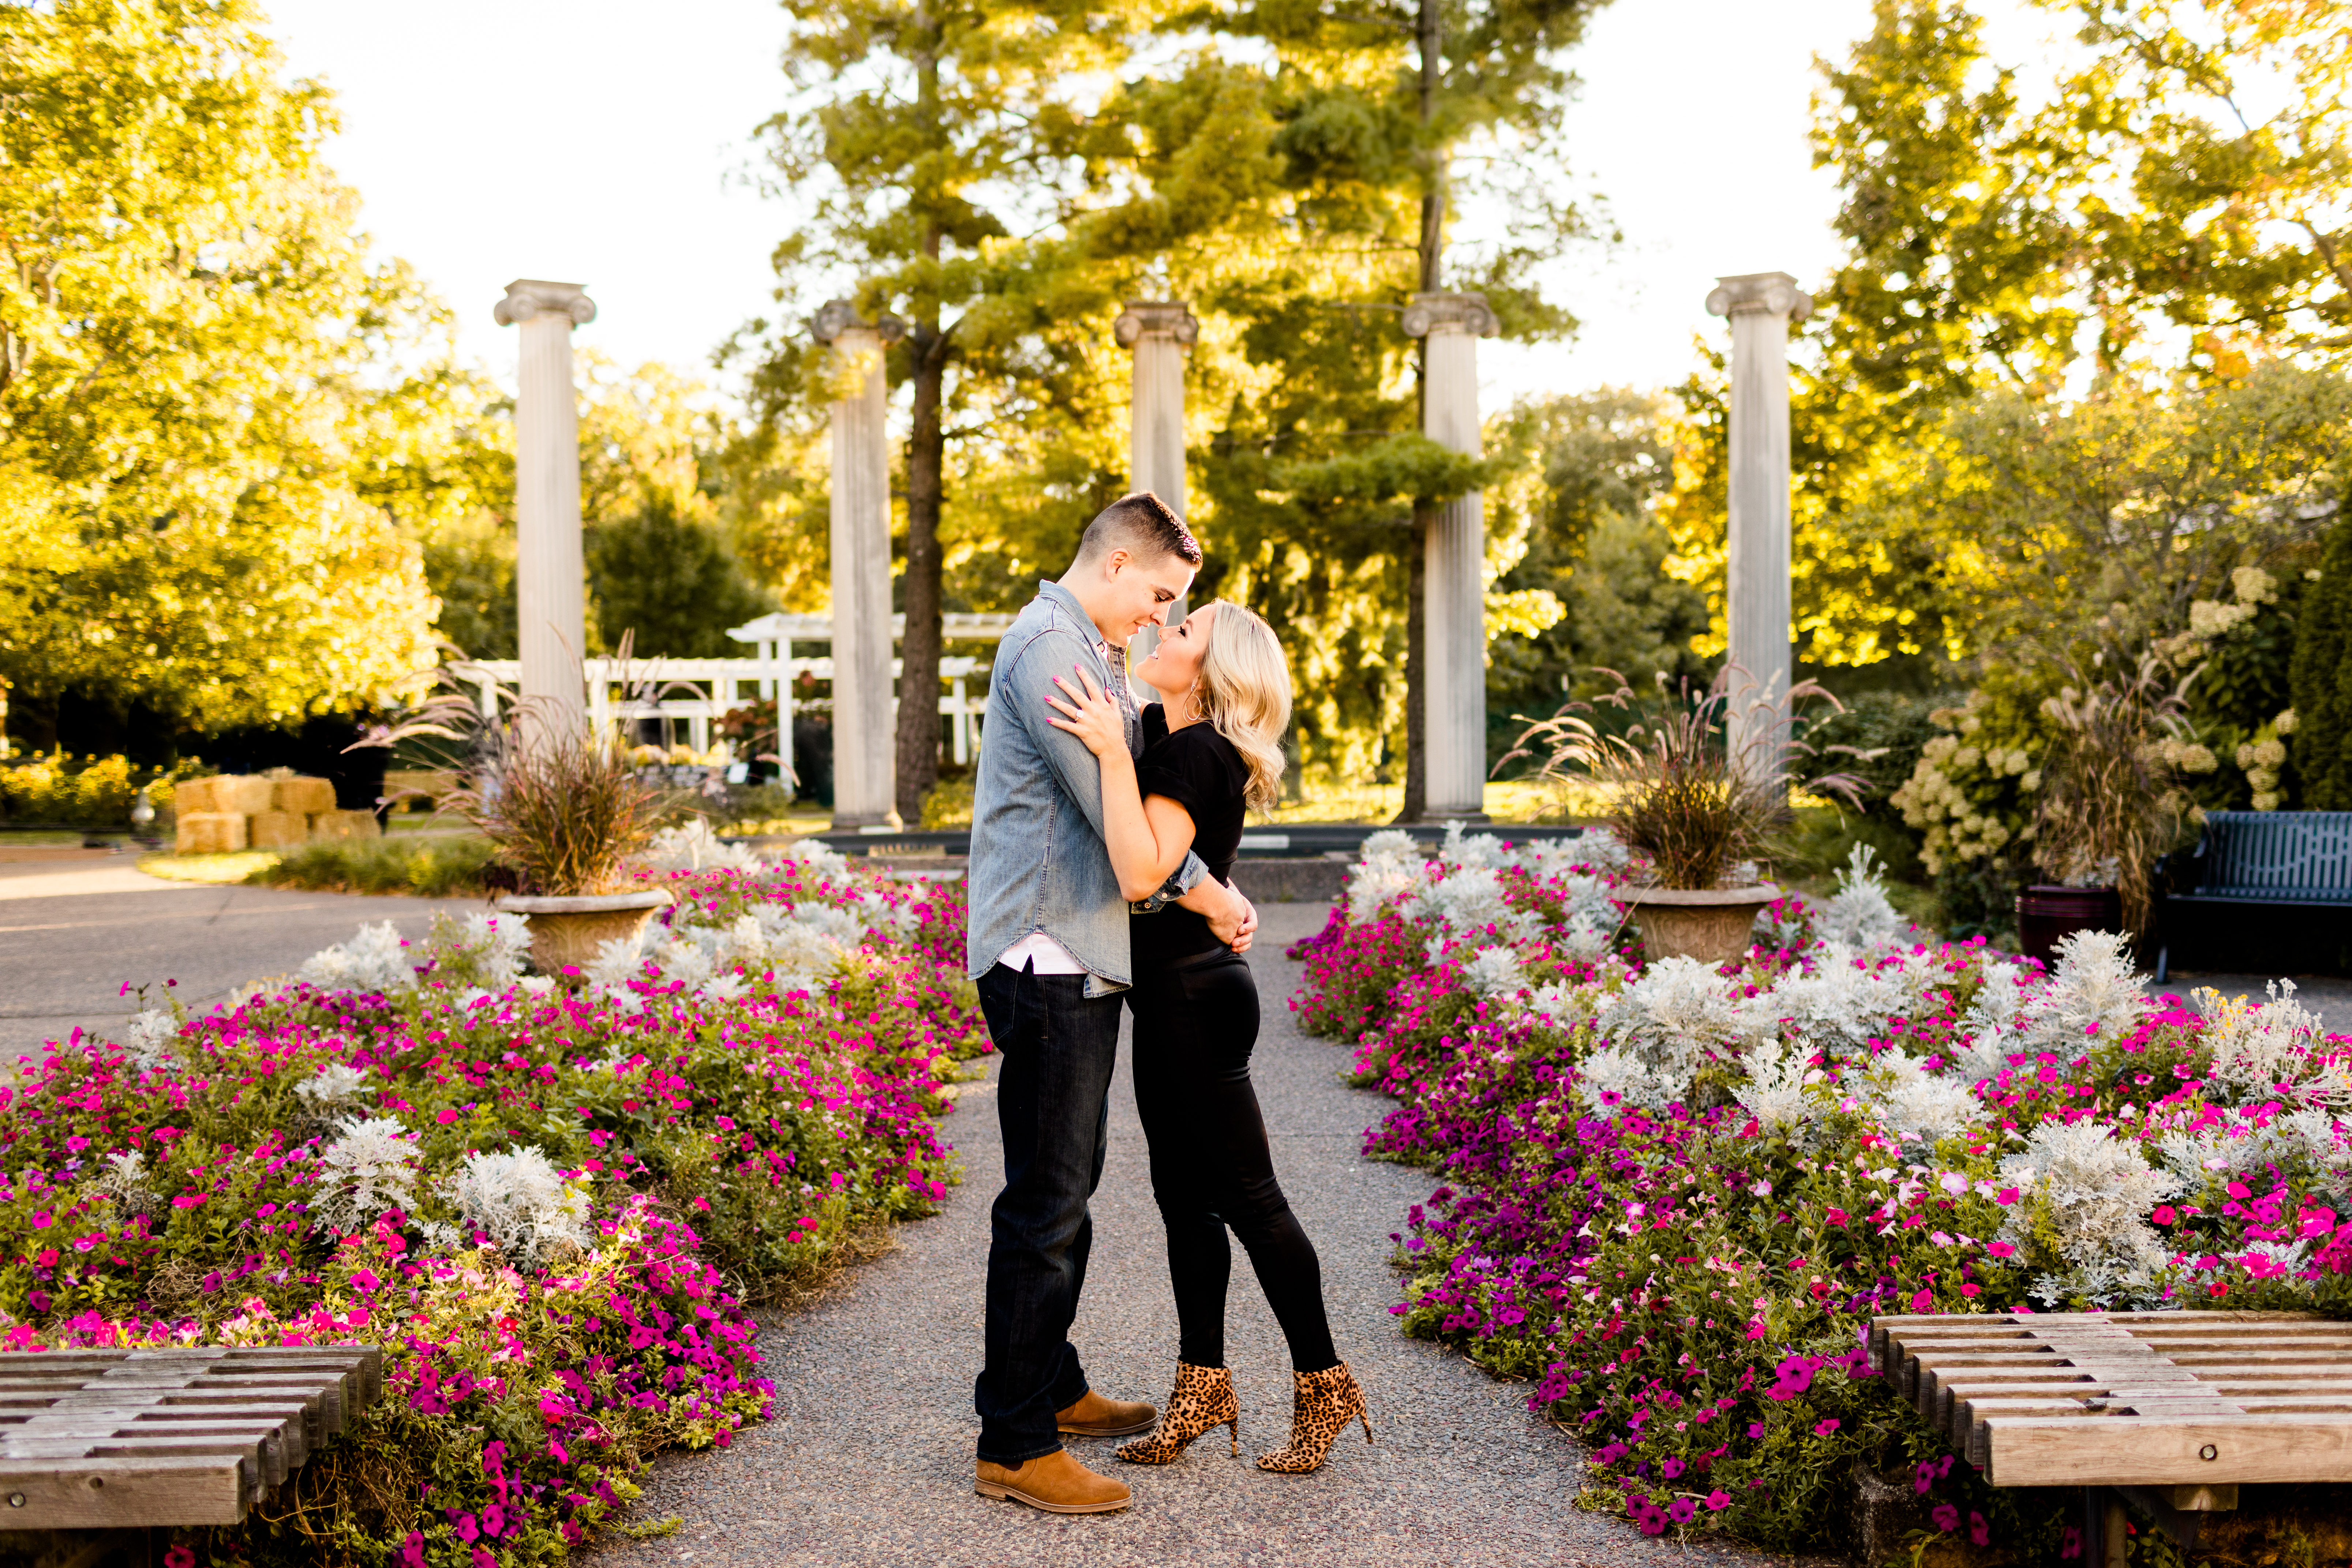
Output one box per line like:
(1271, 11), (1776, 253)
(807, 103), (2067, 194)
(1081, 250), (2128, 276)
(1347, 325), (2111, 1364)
(453, 610), (1014, 796)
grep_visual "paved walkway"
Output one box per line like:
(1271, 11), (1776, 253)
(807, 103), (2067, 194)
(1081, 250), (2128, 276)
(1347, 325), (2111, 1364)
(0, 856), (482, 1056)
(587, 903), (1780, 1568)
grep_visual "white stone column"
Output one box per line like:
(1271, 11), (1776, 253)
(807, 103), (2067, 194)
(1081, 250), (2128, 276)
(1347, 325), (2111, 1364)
(1404, 291), (1499, 821)
(494, 279), (596, 745)
(1704, 272), (1814, 770)
(1113, 302), (1196, 653)
(810, 300), (905, 829)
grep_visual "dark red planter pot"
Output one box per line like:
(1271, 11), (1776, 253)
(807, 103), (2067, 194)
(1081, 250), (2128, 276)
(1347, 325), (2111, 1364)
(2015, 884), (2123, 965)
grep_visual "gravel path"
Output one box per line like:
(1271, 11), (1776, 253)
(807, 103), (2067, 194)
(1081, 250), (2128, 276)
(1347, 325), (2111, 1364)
(587, 903), (1785, 1568)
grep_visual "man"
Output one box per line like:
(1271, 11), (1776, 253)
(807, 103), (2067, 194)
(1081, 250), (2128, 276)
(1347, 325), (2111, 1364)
(966, 492), (1257, 1514)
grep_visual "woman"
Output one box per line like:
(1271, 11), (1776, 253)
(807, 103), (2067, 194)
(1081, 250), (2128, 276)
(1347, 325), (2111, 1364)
(1043, 600), (1370, 1475)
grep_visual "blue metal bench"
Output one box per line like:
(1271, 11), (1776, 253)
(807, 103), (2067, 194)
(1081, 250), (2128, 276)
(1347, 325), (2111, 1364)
(2155, 811), (2352, 982)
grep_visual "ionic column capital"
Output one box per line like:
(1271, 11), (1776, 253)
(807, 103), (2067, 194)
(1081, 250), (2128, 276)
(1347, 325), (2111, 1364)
(810, 298), (908, 345)
(494, 278), (597, 328)
(1114, 300), (1198, 347)
(1705, 272), (1814, 322)
(1402, 291), (1500, 339)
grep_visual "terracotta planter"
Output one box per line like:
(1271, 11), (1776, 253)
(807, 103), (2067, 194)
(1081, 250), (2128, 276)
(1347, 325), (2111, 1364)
(494, 890), (674, 973)
(1624, 884), (1778, 967)
(2014, 884), (2121, 966)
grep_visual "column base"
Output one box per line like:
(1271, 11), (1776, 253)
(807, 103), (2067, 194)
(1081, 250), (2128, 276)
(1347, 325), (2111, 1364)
(831, 811), (905, 832)
(1396, 810), (1492, 826)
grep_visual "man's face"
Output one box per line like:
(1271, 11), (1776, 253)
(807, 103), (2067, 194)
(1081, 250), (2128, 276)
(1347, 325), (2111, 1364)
(1100, 551), (1195, 643)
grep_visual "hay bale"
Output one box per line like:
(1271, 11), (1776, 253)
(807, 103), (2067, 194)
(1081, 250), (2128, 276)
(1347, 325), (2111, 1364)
(309, 809), (381, 841)
(173, 776), (222, 815)
(248, 810), (308, 849)
(272, 776), (336, 815)
(214, 776), (276, 816)
(175, 813), (248, 854)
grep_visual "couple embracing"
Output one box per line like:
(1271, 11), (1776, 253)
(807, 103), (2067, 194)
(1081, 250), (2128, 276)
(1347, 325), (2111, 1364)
(963, 493), (1369, 1513)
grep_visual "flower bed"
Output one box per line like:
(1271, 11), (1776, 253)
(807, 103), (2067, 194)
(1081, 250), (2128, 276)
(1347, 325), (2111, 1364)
(1291, 830), (2352, 1559)
(0, 844), (987, 1566)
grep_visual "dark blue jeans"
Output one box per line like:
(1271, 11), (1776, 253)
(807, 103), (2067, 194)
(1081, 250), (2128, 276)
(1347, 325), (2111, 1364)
(974, 961), (1123, 1464)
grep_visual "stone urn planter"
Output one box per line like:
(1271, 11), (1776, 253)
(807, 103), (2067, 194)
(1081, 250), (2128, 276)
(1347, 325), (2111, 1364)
(1623, 884), (1778, 967)
(2014, 884), (2121, 966)
(495, 889), (673, 974)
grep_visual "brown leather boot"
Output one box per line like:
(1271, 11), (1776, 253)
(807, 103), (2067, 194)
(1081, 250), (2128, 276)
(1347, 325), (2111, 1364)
(1055, 1386), (1158, 1437)
(974, 1449), (1132, 1513)
(1116, 1362), (1239, 1465)
(1256, 1362), (1371, 1474)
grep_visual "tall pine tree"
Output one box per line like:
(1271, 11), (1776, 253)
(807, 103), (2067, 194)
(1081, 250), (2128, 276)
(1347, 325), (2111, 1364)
(747, 0), (1141, 823)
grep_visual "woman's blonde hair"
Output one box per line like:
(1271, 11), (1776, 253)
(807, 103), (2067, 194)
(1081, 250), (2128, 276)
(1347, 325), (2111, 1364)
(1196, 600), (1292, 812)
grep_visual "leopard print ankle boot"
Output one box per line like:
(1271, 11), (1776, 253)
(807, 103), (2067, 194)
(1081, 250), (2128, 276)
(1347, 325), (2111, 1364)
(1114, 1362), (1239, 1465)
(1255, 1362), (1371, 1474)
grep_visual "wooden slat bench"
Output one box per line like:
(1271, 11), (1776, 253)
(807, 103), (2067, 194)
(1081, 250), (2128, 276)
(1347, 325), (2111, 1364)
(1871, 1310), (2352, 1554)
(2154, 809), (2352, 981)
(0, 1346), (381, 1534)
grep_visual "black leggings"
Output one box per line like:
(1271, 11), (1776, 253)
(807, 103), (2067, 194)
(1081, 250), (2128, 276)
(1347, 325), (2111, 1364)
(1128, 947), (1338, 1373)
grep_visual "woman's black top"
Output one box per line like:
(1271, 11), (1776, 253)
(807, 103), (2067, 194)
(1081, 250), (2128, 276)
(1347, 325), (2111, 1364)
(1131, 703), (1249, 969)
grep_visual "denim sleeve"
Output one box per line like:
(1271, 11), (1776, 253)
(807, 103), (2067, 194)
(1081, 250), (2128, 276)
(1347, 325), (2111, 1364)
(1005, 629), (1207, 898)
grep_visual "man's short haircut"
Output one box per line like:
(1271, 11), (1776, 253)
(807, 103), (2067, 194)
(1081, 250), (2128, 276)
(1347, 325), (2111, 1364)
(1074, 491), (1202, 570)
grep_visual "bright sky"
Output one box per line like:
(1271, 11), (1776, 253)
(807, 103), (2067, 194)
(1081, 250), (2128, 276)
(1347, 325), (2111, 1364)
(266, 0), (2053, 415)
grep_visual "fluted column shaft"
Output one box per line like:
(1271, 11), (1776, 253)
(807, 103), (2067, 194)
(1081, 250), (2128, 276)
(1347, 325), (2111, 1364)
(495, 279), (596, 745)
(1116, 302), (1196, 651)
(814, 302), (902, 828)
(1705, 271), (1813, 770)
(1406, 292), (1499, 821)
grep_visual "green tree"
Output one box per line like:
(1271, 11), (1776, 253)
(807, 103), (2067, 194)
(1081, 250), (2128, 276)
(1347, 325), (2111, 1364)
(1485, 389), (1708, 749)
(2292, 516), (2352, 810)
(1177, 0), (1608, 815)
(0, 0), (443, 735)
(588, 493), (774, 658)
(748, 0), (1138, 822)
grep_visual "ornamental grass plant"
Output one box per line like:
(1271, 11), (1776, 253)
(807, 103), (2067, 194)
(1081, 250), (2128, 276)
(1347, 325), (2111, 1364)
(0, 846), (987, 1566)
(1289, 829), (2352, 1559)
(1502, 669), (1863, 889)
(2030, 651), (2199, 936)
(366, 649), (677, 897)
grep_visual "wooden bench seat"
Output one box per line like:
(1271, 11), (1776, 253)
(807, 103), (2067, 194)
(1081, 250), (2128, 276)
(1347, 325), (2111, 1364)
(0, 1346), (381, 1530)
(1870, 1310), (2352, 1488)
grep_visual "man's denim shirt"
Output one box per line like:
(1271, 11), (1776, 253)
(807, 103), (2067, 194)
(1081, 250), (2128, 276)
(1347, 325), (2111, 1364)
(966, 581), (1208, 996)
